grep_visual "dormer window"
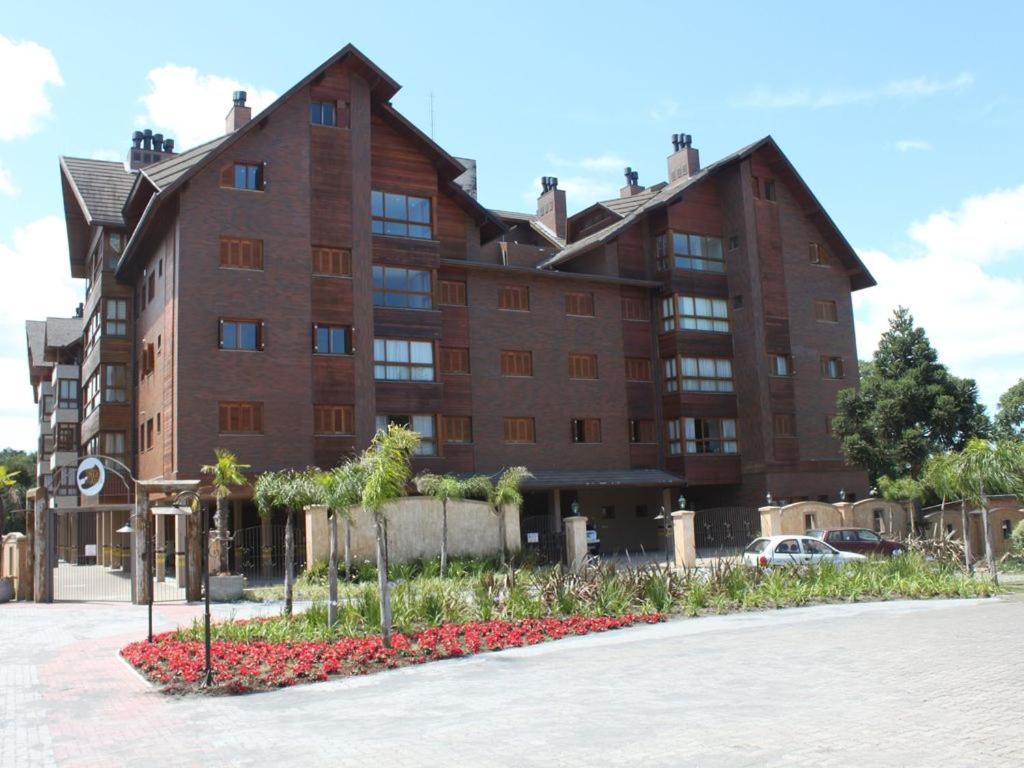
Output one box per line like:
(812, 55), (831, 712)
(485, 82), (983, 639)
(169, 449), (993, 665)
(371, 191), (431, 239)
(310, 101), (337, 126)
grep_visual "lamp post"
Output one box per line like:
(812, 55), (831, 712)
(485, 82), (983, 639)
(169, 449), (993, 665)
(654, 506), (672, 568)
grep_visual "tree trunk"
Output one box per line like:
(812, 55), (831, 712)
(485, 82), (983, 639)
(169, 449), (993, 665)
(215, 496), (230, 575)
(981, 501), (998, 586)
(961, 500), (972, 571)
(284, 509), (294, 616)
(440, 500), (448, 578)
(344, 517), (352, 580)
(496, 505), (507, 564)
(375, 515), (392, 647)
(328, 510), (338, 628)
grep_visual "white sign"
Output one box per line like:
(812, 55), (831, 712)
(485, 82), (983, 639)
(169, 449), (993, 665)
(76, 457), (106, 497)
(85, 544), (96, 556)
(526, 532), (539, 544)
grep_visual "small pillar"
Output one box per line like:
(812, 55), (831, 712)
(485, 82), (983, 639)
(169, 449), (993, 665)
(834, 501), (854, 527)
(564, 515), (588, 573)
(132, 495), (152, 605)
(174, 512), (187, 584)
(672, 510), (697, 568)
(502, 503), (522, 555)
(759, 505), (783, 537)
(154, 513), (166, 582)
(185, 503), (202, 602)
(304, 505), (330, 567)
(33, 488), (51, 603)
(550, 489), (562, 533)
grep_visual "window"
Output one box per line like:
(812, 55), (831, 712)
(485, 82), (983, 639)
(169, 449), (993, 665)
(376, 414), (437, 455)
(809, 242), (830, 265)
(41, 394), (54, 417)
(774, 413), (795, 437)
(87, 431), (126, 465)
(219, 401), (263, 433)
(804, 514), (817, 532)
(83, 374), (100, 416)
(158, 259), (163, 277)
(314, 405), (354, 435)
(220, 319), (263, 351)
(438, 280), (467, 306)
(220, 237), (264, 270)
(1002, 520), (1013, 541)
(140, 342), (155, 377)
(625, 357), (652, 382)
(662, 295), (729, 333)
(621, 296), (649, 321)
(84, 309), (101, 357)
(825, 415), (836, 435)
(105, 299), (128, 336)
(372, 266), (432, 309)
(872, 510), (885, 533)
(666, 419), (682, 456)
(443, 416), (472, 444)
(57, 379), (78, 410)
(565, 292), (594, 317)
(814, 300), (838, 323)
(229, 163), (264, 191)
(104, 364), (127, 404)
(371, 191), (432, 239)
(500, 350), (533, 377)
(821, 356), (845, 379)
(733, 294), (744, 309)
(503, 417), (535, 444)
(763, 180), (777, 201)
(145, 418), (154, 451)
(312, 246), (352, 276)
(570, 418), (601, 443)
(56, 423), (77, 452)
(629, 419), (655, 444)
(498, 285), (529, 311)
(684, 417), (738, 454)
(751, 176), (761, 198)
(440, 347), (470, 375)
(656, 232), (725, 272)
(313, 324), (352, 355)
(680, 357), (734, 393)
(663, 357), (678, 393)
(770, 354), (793, 377)
(310, 100), (337, 126)
(728, 235), (740, 251)
(569, 353), (598, 380)
(147, 271), (155, 303)
(373, 339), (434, 381)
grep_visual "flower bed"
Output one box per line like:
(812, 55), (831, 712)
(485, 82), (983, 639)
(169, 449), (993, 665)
(121, 614), (663, 695)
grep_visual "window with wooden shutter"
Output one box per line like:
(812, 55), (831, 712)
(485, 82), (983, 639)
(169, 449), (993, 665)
(222, 162), (265, 191)
(440, 347), (470, 375)
(218, 401), (263, 433)
(503, 417), (535, 443)
(442, 416), (472, 444)
(220, 237), (264, 270)
(624, 357), (652, 382)
(629, 419), (655, 444)
(565, 291), (594, 317)
(312, 246), (352, 276)
(814, 299), (838, 322)
(774, 413), (796, 437)
(621, 296), (650, 321)
(820, 356), (845, 379)
(438, 280), (467, 306)
(500, 350), (533, 377)
(570, 418), (601, 443)
(568, 352), (598, 379)
(498, 285), (529, 311)
(809, 242), (830, 265)
(314, 405), (354, 435)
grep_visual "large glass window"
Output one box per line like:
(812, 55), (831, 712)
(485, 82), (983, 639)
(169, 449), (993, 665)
(232, 163), (263, 191)
(373, 339), (434, 381)
(376, 414), (437, 455)
(684, 417), (738, 454)
(663, 295), (729, 333)
(372, 266), (432, 309)
(104, 364), (127, 403)
(104, 299), (128, 336)
(57, 379), (79, 410)
(656, 232), (725, 272)
(220, 319), (262, 351)
(680, 357), (734, 393)
(371, 191), (432, 239)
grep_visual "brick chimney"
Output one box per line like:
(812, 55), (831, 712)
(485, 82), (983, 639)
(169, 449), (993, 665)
(536, 176), (566, 240)
(667, 133), (700, 182)
(620, 166), (645, 197)
(226, 90), (251, 133)
(127, 129), (176, 170)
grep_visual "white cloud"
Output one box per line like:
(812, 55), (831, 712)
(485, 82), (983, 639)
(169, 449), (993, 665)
(0, 35), (63, 140)
(579, 154), (628, 172)
(853, 185), (1024, 410)
(735, 72), (973, 110)
(0, 161), (17, 195)
(0, 216), (82, 451)
(138, 65), (277, 149)
(894, 139), (933, 152)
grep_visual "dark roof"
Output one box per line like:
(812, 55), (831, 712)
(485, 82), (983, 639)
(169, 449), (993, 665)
(59, 157), (135, 227)
(141, 135), (231, 191)
(599, 188), (661, 217)
(519, 469), (685, 490)
(25, 320), (46, 370)
(491, 209), (535, 223)
(45, 316), (83, 349)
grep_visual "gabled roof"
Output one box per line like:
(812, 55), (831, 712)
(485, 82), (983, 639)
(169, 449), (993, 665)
(141, 134), (231, 192)
(59, 157), (135, 227)
(599, 187), (661, 217)
(45, 316), (84, 349)
(25, 320), (46, 370)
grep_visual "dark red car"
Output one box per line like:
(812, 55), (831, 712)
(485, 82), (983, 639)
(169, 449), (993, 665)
(806, 528), (904, 557)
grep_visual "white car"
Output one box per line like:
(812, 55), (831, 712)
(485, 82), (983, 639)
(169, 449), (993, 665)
(742, 535), (867, 568)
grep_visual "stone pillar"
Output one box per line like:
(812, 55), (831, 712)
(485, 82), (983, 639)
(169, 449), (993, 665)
(502, 504), (522, 555)
(759, 505), (782, 537)
(834, 501), (854, 527)
(260, 515), (273, 579)
(550, 490), (562, 533)
(33, 489), (51, 603)
(185, 503), (202, 602)
(564, 515), (588, 573)
(154, 513), (166, 582)
(305, 505), (330, 567)
(132, 495), (152, 606)
(672, 509), (697, 568)
(174, 512), (187, 584)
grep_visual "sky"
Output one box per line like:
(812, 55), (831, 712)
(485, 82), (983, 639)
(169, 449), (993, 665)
(1, 0), (1023, 451)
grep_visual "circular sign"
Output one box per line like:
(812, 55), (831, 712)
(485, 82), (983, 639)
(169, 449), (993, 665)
(77, 457), (106, 497)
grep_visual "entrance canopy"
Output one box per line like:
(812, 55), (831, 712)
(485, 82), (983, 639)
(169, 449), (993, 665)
(518, 469), (685, 491)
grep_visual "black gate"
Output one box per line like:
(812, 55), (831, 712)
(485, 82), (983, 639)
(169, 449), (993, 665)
(233, 524), (307, 585)
(694, 507), (761, 556)
(520, 514), (565, 564)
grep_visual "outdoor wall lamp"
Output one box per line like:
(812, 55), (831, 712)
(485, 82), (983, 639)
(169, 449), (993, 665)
(571, 500), (580, 516)
(765, 492), (773, 506)
(677, 494), (686, 511)
(839, 488), (847, 502)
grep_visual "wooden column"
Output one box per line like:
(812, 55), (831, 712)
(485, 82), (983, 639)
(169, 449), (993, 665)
(154, 513), (166, 582)
(185, 503), (202, 602)
(32, 489), (51, 603)
(174, 512), (187, 584)
(132, 494), (152, 605)
(24, 492), (35, 599)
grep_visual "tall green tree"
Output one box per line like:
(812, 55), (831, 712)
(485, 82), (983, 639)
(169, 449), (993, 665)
(318, 460), (367, 626)
(921, 452), (972, 568)
(414, 473), (491, 577)
(200, 449), (250, 575)
(488, 467), (530, 563)
(0, 466), (22, 538)
(834, 307), (990, 482)
(994, 378), (1024, 440)
(360, 424), (419, 647)
(0, 449), (34, 535)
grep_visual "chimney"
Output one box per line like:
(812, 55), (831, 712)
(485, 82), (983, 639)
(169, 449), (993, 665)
(536, 176), (567, 240)
(667, 133), (700, 182)
(226, 90), (251, 133)
(619, 166), (645, 198)
(127, 128), (177, 170)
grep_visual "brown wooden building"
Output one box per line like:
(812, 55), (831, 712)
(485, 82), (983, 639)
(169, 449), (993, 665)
(51, 44), (873, 554)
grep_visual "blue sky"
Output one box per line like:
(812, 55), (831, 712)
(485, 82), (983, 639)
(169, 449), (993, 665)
(2, 0), (1023, 450)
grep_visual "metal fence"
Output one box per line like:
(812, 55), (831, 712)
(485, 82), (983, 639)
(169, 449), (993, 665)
(694, 507), (761, 556)
(520, 515), (565, 564)
(233, 524), (307, 585)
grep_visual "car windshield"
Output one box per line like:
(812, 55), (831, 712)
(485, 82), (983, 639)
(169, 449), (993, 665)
(806, 529), (824, 539)
(802, 538), (835, 555)
(857, 530), (881, 542)
(744, 538), (768, 554)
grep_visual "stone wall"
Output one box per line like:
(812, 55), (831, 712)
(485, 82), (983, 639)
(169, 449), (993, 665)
(1, 533), (30, 600)
(926, 504), (1024, 559)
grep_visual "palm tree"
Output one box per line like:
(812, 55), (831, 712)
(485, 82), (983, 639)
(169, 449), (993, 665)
(414, 472), (491, 577)
(922, 452), (970, 567)
(319, 460), (367, 626)
(488, 466), (531, 563)
(360, 423), (419, 647)
(200, 449), (250, 575)
(0, 466), (20, 539)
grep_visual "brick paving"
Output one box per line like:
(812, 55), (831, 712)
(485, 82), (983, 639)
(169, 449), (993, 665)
(1, 596), (1023, 767)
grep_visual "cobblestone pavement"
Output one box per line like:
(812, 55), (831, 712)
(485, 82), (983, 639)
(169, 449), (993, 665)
(2, 596), (1022, 767)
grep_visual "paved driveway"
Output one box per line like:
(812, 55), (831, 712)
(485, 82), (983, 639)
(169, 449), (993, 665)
(2, 596), (1022, 767)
